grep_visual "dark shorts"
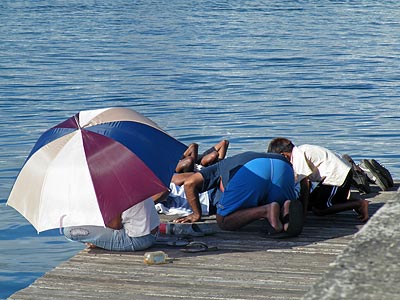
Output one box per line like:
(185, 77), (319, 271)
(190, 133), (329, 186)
(309, 171), (352, 209)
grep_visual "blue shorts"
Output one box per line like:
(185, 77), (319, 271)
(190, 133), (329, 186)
(200, 152), (296, 216)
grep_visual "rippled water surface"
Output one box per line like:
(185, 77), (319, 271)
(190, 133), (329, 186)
(1, 1), (399, 298)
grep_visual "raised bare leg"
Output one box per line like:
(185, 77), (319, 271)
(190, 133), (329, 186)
(175, 143), (199, 173)
(312, 199), (369, 222)
(214, 139), (229, 160)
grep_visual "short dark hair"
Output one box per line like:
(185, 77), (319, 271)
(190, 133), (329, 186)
(267, 137), (294, 153)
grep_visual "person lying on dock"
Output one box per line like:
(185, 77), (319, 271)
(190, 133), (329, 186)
(175, 140), (229, 173)
(267, 137), (369, 222)
(173, 151), (304, 238)
(63, 196), (162, 251)
(154, 178), (215, 217)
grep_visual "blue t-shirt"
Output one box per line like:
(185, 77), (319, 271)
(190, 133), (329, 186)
(199, 152), (296, 216)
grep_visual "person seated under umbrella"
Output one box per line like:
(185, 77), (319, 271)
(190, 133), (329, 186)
(64, 193), (166, 251)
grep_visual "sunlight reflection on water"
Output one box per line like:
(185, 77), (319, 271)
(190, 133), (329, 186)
(1, 0), (399, 298)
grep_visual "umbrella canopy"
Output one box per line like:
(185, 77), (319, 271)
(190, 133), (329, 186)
(7, 107), (187, 232)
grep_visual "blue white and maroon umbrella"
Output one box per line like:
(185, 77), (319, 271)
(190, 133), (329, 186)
(7, 107), (187, 232)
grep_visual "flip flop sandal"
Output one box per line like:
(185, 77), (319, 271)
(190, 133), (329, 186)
(167, 240), (191, 247)
(265, 200), (304, 239)
(180, 241), (218, 253)
(155, 237), (191, 247)
(263, 219), (285, 239)
(264, 222), (292, 239)
(284, 200), (304, 237)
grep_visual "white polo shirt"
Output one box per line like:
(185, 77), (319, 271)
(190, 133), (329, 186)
(292, 144), (351, 186)
(122, 197), (160, 238)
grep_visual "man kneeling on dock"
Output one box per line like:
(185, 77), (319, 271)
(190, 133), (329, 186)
(173, 151), (304, 238)
(268, 137), (369, 222)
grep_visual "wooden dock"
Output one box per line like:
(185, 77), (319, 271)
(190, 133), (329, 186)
(9, 184), (398, 300)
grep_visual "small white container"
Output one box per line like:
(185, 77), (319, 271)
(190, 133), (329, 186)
(143, 251), (169, 265)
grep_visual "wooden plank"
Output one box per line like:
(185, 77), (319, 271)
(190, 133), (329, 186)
(10, 184), (397, 300)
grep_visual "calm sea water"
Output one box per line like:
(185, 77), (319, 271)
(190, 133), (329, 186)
(1, 0), (399, 298)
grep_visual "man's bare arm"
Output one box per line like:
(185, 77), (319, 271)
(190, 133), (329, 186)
(173, 172), (204, 223)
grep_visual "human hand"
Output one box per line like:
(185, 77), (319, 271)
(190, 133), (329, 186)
(106, 214), (122, 230)
(173, 213), (201, 223)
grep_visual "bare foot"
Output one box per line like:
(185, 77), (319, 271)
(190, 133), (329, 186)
(85, 243), (98, 249)
(265, 202), (283, 233)
(282, 200), (291, 231)
(355, 199), (369, 222)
